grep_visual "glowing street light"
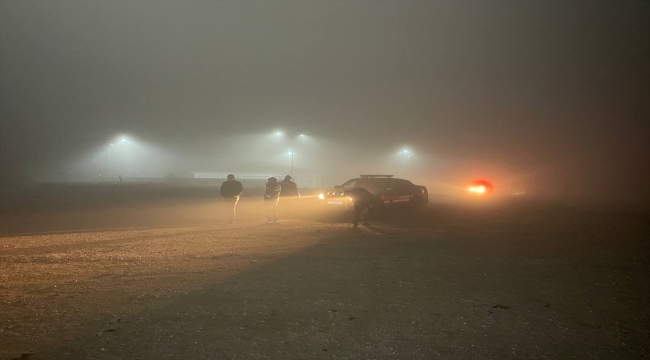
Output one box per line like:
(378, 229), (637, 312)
(271, 131), (308, 177)
(107, 135), (132, 179)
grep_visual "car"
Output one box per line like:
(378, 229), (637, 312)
(318, 175), (428, 210)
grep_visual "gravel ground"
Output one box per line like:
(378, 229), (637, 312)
(1, 199), (649, 359)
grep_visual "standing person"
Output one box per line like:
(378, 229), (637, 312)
(344, 187), (376, 228)
(278, 175), (300, 218)
(264, 177), (281, 223)
(220, 174), (243, 224)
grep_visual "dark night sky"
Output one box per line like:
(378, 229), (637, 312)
(1, 0), (648, 202)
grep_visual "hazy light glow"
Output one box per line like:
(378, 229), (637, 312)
(468, 185), (486, 194)
(467, 180), (494, 195)
(0, 1), (647, 202)
(113, 134), (133, 145)
(70, 133), (182, 180)
(272, 131), (309, 139)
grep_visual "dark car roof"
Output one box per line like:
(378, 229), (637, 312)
(345, 177), (409, 183)
(340, 177), (414, 190)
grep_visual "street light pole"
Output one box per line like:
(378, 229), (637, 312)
(108, 143), (113, 177)
(120, 138), (127, 176)
(276, 132), (307, 178)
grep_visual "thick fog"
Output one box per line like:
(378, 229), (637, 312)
(1, 1), (648, 202)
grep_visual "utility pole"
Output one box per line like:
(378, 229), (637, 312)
(277, 132), (306, 178)
(108, 143), (113, 177)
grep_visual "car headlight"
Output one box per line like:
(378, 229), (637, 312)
(467, 180), (493, 195)
(318, 193), (324, 200)
(468, 185), (486, 194)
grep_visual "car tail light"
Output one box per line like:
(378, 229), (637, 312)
(467, 180), (494, 195)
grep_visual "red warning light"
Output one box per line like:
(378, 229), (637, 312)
(467, 180), (494, 195)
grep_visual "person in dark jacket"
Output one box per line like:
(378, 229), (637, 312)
(264, 177), (281, 223)
(344, 187), (376, 227)
(220, 174), (243, 223)
(278, 175), (300, 217)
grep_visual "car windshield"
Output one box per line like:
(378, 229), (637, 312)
(339, 179), (357, 189)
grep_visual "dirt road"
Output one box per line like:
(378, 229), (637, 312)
(1, 201), (649, 359)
